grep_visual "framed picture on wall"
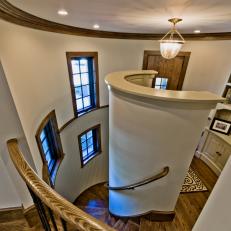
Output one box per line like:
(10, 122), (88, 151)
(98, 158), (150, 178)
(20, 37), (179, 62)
(210, 118), (231, 135)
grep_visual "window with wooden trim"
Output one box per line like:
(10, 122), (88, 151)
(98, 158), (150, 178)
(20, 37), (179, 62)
(78, 124), (101, 167)
(154, 77), (168, 89)
(35, 111), (63, 185)
(66, 52), (99, 117)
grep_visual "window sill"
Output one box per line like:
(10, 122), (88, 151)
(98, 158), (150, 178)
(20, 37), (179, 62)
(77, 106), (99, 119)
(81, 150), (102, 168)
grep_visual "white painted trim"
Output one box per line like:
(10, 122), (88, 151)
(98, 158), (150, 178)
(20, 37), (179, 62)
(200, 153), (221, 176)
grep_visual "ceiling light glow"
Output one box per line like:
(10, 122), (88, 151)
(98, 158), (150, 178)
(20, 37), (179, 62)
(58, 9), (68, 16)
(194, 30), (201, 34)
(93, 24), (100, 29)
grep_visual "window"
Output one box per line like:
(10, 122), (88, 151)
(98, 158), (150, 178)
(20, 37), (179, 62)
(36, 111), (63, 184)
(66, 52), (99, 117)
(78, 124), (101, 167)
(154, 77), (168, 89)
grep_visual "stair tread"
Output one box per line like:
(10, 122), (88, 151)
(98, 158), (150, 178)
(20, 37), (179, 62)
(113, 219), (127, 231)
(79, 206), (118, 227)
(124, 220), (140, 231)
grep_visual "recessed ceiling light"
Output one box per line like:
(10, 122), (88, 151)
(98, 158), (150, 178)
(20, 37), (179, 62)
(58, 9), (68, 16)
(93, 24), (100, 29)
(194, 30), (201, 34)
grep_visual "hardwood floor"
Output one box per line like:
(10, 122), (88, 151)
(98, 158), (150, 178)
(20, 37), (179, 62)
(0, 157), (217, 230)
(74, 157), (218, 231)
(0, 207), (42, 231)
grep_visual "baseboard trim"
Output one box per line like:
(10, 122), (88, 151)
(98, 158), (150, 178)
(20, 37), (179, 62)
(109, 209), (175, 221)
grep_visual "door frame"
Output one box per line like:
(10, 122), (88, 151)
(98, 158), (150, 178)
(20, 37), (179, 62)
(142, 51), (191, 90)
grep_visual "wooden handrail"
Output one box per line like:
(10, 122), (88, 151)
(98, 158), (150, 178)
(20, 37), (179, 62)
(108, 167), (169, 191)
(7, 139), (114, 231)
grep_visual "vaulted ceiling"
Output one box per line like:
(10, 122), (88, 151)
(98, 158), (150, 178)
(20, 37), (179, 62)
(7, 0), (231, 34)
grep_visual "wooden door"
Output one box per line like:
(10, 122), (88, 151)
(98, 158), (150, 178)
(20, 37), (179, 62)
(143, 51), (191, 90)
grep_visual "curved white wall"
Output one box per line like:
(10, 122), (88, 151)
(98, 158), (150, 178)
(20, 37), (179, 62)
(56, 108), (109, 202)
(0, 19), (231, 188)
(108, 88), (218, 216)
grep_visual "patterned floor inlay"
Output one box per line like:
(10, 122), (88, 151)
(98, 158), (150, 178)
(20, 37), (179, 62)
(181, 167), (208, 193)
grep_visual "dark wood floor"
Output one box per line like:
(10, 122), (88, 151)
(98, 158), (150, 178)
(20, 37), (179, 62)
(74, 157), (218, 231)
(0, 157), (217, 231)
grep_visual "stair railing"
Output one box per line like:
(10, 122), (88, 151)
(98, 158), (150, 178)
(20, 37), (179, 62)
(7, 138), (115, 231)
(108, 167), (169, 191)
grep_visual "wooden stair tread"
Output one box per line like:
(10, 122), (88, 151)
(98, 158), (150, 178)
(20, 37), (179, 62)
(124, 220), (140, 231)
(113, 219), (127, 231)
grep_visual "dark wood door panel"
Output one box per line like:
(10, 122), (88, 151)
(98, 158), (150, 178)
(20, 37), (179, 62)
(143, 51), (191, 90)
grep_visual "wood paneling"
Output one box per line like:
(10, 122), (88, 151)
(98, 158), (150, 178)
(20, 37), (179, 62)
(143, 51), (191, 90)
(1, 0), (231, 40)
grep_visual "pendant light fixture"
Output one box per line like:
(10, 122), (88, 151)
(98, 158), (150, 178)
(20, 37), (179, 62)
(159, 18), (185, 59)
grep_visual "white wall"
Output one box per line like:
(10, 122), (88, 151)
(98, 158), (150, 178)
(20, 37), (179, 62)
(108, 89), (217, 216)
(0, 62), (34, 209)
(193, 156), (231, 231)
(0, 19), (231, 179)
(0, 157), (21, 209)
(56, 108), (109, 202)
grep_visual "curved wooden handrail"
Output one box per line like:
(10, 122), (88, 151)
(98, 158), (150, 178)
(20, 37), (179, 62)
(7, 139), (114, 231)
(108, 167), (169, 191)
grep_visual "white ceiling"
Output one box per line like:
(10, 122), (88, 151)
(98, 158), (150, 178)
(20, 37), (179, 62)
(8, 0), (231, 33)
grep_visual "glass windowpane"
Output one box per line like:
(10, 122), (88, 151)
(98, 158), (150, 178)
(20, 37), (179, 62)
(88, 145), (94, 154)
(82, 149), (88, 158)
(40, 130), (46, 141)
(81, 134), (86, 143)
(71, 60), (80, 74)
(87, 130), (93, 139)
(87, 137), (93, 146)
(73, 74), (81, 86)
(76, 99), (83, 110)
(46, 152), (52, 165)
(80, 59), (88, 72)
(81, 73), (89, 85)
(42, 139), (49, 153)
(82, 85), (90, 97)
(82, 141), (87, 150)
(83, 96), (91, 108)
(162, 78), (168, 85)
(155, 78), (161, 85)
(75, 87), (82, 99)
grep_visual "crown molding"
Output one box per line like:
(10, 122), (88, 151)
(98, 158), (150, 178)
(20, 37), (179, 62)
(1, 0), (231, 40)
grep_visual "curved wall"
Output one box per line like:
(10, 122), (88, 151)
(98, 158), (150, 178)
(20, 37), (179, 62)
(0, 19), (231, 197)
(108, 88), (219, 216)
(56, 107), (109, 202)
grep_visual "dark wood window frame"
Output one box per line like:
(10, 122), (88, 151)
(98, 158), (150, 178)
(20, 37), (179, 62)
(78, 124), (102, 168)
(35, 110), (64, 186)
(66, 52), (100, 118)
